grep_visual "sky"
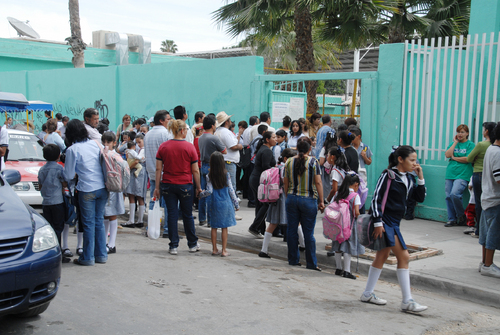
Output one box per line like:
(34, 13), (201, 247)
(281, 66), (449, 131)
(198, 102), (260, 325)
(0, 0), (241, 53)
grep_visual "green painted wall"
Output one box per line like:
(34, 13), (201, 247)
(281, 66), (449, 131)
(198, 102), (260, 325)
(0, 38), (197, 73)
(0, 56), (265, 133)
(469, 0), (500, 37)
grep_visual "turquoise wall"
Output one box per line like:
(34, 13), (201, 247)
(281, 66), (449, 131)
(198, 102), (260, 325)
(0, 56), (265, 133)
(0, 38), (196, 73)
(469, 0), (500, 37)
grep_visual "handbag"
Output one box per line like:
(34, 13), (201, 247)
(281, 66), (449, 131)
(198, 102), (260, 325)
(147, 199), (162, 240)
(357, 170), (395, 250)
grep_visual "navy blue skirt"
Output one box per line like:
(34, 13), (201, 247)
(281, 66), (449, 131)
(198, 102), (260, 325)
(382, 213), (407, 250)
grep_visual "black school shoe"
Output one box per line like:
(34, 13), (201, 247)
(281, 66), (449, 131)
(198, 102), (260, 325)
(258, 251), (271, 258)
(335, 269), (344, 276)
(343, 271), (356, 279)
(107, 246), (116, 254)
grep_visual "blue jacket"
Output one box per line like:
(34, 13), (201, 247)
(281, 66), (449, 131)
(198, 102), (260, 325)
(371, 168), (426, 224)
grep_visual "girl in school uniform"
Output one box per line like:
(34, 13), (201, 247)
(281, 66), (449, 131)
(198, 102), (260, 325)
(330, 173), (364, 279)
(360, 145), (427, 313)
(258, 148), (297, 258)
(101, 132), (125, 253)
(337, 130), (359, 173)
(325, 146), (351, 203)
(123, 133), (147, 228)
(200, 151), (240, 257)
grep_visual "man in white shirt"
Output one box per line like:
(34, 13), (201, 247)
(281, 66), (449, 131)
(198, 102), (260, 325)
(242, 116), (258, 146)
(249, 112), (275, 142)
(216, 111), (243, 220)
(83, 108), (102, 141)
(173, 105), (193, 144)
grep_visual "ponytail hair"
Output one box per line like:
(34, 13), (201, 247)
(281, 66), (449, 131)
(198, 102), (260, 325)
(294, 137), (312, 177)
(255, 131), (273, 153)
(388, 145), (416, 169)
(168, 119), (186, 136)
(483, 121), (497, 143)
(328, 146), (350, 172)
(337, 130), (356, 146)
(334, 173), (360, 203)
(278, 148), (296, 164)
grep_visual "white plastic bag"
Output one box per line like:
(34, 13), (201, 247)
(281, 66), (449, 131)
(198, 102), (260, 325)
(148, 199), (161, 240)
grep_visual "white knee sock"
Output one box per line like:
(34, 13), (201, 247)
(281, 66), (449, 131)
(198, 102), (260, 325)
(334, 253), (343, 270)
(261, 232), (272, 254)
(77, 232), (83, 249)
(363, 266), (383, 296)
(343, 253), (352, 273)
(129, 203), (136, 223)
(108, 219), (118, 248)
(298, 226), (305, 248)
(397, 268), (412, 303)
(137, 205), (145, 223)
(62, 224), (70, 250)
(104, 219), (110, 240)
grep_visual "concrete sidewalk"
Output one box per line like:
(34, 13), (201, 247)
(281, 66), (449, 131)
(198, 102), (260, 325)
(128, 198), (500, 309)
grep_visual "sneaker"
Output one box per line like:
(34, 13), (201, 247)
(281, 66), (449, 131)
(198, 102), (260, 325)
(401, 299), (428, 313)
(444, 221), (456, 227)
(199, 220), (207, 226)
(360, 293), (387, 305)
(248, 229), (261, 238)
(471, 231), (479, 238)
(169, 248), (178, 255)
(463, 227), (475, 234)
(63, 248), (73, 257)
(479, 262), (484, 272)
(481, 263), (500, 278)
(189, 243), (201, 253)
(457, 215), (467, 226)
(235, 215), (243, 220)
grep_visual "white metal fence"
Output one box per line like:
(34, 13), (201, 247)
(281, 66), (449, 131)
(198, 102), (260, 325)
(401, 32), (500, 164)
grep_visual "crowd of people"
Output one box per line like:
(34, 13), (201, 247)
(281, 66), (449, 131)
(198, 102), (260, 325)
(2, 105), (500, 314)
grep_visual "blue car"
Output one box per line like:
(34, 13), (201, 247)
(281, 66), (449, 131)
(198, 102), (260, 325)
(0, 169), (61, 317)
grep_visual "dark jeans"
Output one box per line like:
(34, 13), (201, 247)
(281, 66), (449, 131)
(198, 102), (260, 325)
(43, 203), (66, 245)
(249, 173), (267, 234)
(160, 183), (198, 249)
(472, 172), (483, 229)
(244, 164), (255, 203)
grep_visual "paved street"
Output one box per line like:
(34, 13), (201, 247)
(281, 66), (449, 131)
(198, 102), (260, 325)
(2, 229), (500, 335)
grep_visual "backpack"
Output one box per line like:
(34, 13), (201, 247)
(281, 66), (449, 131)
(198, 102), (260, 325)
(99, 143), (131, 193)
(322, 192), (357, 243)
(333, 167), (368, 207)
(257, 167), (281, 202)
(237, 145), (251, 169)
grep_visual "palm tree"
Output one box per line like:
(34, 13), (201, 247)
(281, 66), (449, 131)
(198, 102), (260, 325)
(213, 0), (387, 113)
(66, 0), (86, 68)
(160, 40), (178, 53)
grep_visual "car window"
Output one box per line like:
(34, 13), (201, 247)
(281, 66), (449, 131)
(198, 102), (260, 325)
(8, 134), (45, 161)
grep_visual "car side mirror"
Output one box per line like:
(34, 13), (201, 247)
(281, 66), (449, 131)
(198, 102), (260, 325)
(1, 169), (21, 185)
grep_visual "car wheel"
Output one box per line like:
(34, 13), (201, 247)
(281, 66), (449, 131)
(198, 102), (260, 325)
(13, 302), (50, 318)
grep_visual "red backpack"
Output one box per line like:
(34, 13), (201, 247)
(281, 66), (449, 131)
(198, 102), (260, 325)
(257, 167), (281, 202)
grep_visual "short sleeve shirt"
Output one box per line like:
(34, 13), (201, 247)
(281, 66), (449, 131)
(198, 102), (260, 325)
(216, 127), (239, 163)
(198, 133), (226, 164)
(445, 140), (475, 180)
(481, 145), (500, 210)
(331, 166), (345, 187)
(356, 143), (373, 169)
(156, 139), (198, 184)
(284, 156), (321, 199)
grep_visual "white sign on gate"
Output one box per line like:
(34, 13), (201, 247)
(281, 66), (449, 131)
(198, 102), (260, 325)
(289, 97), (305, 120)
(272, 102), (290, 122)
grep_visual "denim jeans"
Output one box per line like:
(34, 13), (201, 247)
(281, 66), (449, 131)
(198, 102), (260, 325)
(445, 179), (469, 222)
(472, 172), (483, 228)
(226, 161), (237, 192)
(78, 188), (108, 265)
(199, 163), (211, 224)
(479, 204), (500, 250)
(286, 194), (318, 269)
(149, 179), (168, 234)
(160, 183), (198, 249)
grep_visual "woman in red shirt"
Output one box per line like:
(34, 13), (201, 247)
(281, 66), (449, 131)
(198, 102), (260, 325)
(154, 120), (202, 255)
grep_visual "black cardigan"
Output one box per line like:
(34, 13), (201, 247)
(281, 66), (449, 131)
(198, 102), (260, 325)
(371, 168), (426, 224)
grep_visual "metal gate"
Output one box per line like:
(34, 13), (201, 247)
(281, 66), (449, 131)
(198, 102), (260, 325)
(268, 80), (307, 130)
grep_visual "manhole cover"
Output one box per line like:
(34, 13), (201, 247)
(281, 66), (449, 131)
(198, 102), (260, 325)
(325, 243), (442, 265)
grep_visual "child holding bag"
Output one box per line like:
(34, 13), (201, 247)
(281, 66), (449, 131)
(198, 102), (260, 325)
(360, 145), (427, 313)
(199, 151), (240, 257)
(330, 172), (364, 279)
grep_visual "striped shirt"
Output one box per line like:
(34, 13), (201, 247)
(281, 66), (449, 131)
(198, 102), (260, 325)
(284, 156), (321, 199)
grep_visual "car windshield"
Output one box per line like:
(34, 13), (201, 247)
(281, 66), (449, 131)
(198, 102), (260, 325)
(7, 133), (45, 161)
